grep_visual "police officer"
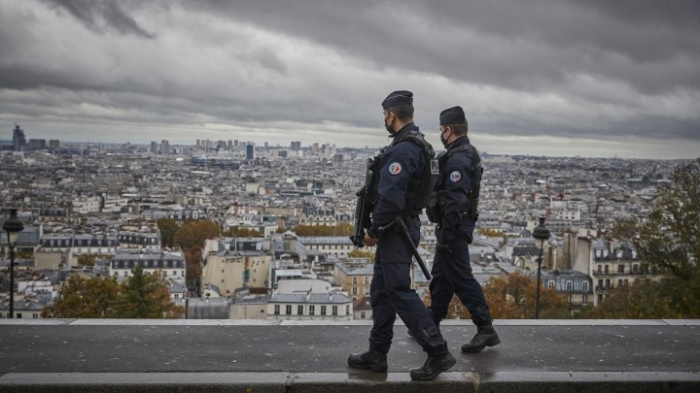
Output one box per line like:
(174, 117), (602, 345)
(348, 91), (456, 381)
(427, 106), (500, 353)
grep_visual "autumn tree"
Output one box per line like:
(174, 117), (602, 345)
(348, 249), (375, 263)
(41, 275), (120, 318)
(591, 159), (700, 318)
(157, 217), (179, 248)
(223, 227), (262, 238)
(424, 271), (568, 319)
(113, 266), (185, 318)
(174, 219), (221, 294)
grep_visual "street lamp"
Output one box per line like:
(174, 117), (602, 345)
(2, 208), (24, 319)
(532, 216), (551, 319)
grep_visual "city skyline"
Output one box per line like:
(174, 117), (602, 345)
(1, 1), (699, 159)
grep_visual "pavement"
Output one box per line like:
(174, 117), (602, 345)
(0, 319), (699, 392)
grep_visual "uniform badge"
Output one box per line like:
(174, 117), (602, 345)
(450, 171), (461, 182)
(388, 162), (402, 175)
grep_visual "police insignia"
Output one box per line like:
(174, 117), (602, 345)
(389, 162), (402, 175)
(450, 171), (461, 182)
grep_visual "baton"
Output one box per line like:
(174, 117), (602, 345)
(379, 217), (432, 280)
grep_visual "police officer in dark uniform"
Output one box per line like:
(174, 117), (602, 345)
(348, 91), (456, 381)
(426, 106), (501, 353)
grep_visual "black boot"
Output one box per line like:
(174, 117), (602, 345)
(461, 324), (500, 353)
(347, 350), (388, 373)
(409, 347), (456, 381)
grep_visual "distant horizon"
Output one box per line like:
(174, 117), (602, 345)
(2, 2), (699, 161)
(3, 133), (697, 162)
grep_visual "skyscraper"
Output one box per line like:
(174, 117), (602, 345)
(150, 141), (158, 154)
(246, 144), (254, 160)
(12, 124), (26, 151)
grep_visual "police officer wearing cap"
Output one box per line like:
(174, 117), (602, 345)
(426, 106), (501, 353)
(347, 91), (456, 381)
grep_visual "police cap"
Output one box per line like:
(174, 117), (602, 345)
(439, 106), (467, 125)
(382, 90), (413, 109)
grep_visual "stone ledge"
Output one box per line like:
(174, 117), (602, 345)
(1, 372), (698, 393)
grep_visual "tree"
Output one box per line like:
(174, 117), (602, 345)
(424, 271), (568, 319)
(608, 159), (700, 318)
(41, 275), (120, 318)
(223, 227), (262, 238)
(174, 220), (221, 295)
(579, 279), (678, 319)
(157, 218), (179, 248)
(112, 266), (185, 318)
(348, 249), (375, 263)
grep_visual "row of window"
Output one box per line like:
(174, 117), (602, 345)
(351, 277), (370, 285)
(546, 280), (590, 292)
(596, 264), (645, 274)
(273, 304), (349, 316)
(113, 260), (184, 268)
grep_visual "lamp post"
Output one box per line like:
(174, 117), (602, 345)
(2, 208), (24, 318)
(532, 216), (551, 319)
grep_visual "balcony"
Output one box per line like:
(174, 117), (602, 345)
(1, 319), (699, 392)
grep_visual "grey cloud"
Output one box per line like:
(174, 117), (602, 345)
(1, 0), (699, 157)
(40, 0), (156, 39)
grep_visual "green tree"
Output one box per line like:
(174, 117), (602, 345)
(579, 279), (678, 319)
(41, 275), (120, 318)
(157, 217), (179, 248)
(113, 266), (184, 318)
(606, 159), (700, 318)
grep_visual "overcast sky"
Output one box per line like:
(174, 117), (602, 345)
(1, 0), (699, 158)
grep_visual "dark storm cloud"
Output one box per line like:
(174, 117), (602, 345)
(190, 0), (700, 94)
(1, 0), (699, 157)
(40, 0), (155, 39)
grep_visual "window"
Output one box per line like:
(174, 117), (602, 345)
(361, 312), (366, 319)
(321, 306), (326, 315)
(346, 305), (349, 315)
(598, 279), (603, 289)
(352, 277), (357, 284)
(618, 265), (624, 274)
(309, 306), (315, 315)
(286, 305), (292, 315)
(582, 295), (588, 304)
(605, 279), (611, 288)
(582, 281), (589, 292)
(332, 306), (338, 316)
(274, 305), (280, 315)
(598, 294), (603, 303)
(298, 305), (304, 315)
(633, 264), (639, 273)
(352, 287), (357, 295)
(17, 313), (22, 318)
(604, 265), (609, 274)
(565, 281), (573, 291)
(597, 265), (602, 273)
(547, 280), (555, 289)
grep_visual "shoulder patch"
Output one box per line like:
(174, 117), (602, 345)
(449, 171), (461, 183)
(388, 162), (402, 175)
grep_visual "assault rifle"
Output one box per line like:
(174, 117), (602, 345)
(350, 155), (380, 248)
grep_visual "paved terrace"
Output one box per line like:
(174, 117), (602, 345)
(0, 319), (699, 392)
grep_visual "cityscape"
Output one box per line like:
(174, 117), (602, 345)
(1, 123), (694, 320)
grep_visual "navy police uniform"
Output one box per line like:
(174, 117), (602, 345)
(348, 92), (455, 381)
(427, 106), (496, 341)
(366, 93), (446, 357)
